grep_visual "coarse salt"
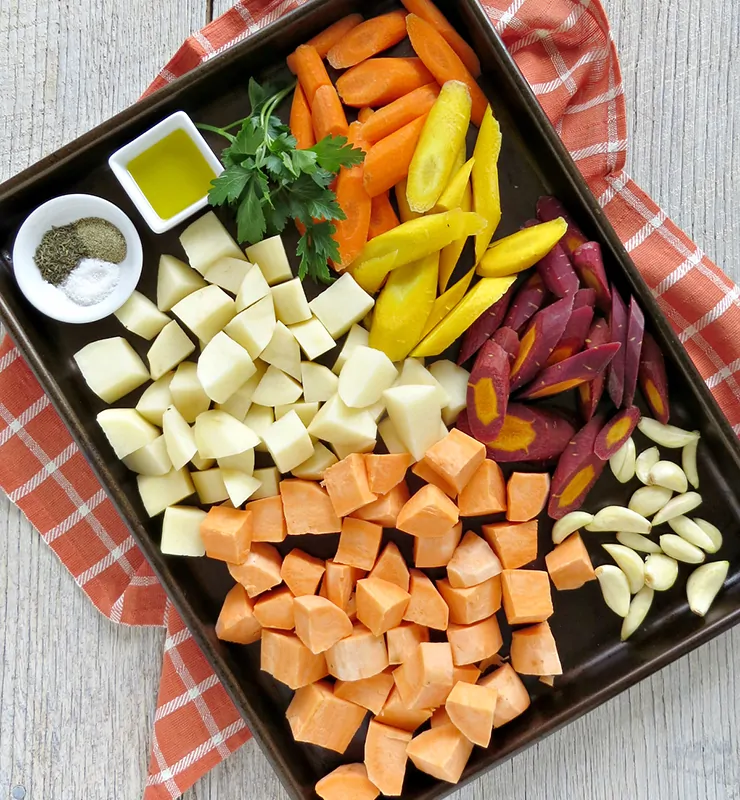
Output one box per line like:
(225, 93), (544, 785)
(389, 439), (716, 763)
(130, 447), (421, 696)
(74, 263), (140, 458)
(61, 257), (120, 306)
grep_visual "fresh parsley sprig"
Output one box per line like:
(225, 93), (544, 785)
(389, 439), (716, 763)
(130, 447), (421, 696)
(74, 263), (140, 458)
(198, 79), (364, 284)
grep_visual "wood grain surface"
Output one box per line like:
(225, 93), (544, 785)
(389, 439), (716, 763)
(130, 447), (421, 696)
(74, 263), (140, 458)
(1, 1), (739, 798)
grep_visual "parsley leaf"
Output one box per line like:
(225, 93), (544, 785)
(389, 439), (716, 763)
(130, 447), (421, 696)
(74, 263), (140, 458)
(208, 163), (251, 206)
(311, 136), (365, 173)
(236, 181), (266, 244)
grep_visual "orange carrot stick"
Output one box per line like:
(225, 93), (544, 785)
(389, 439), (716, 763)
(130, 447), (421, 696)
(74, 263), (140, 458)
(400, 0), (481, 76)
(368, 192), (400, 239)
(292, 44), (332, 106)
(406, 14), (487, 126)
(357, 107), (375, 124)
(327, 10), (409, 69)
(332, 123), (372, 269)
(312, 84), (350, 141)
(336, 58), (434, 108)
(363, 114), (428, 198)
(290, 84), (315, 150)
(360, 82), (440, 143)
(287, 14), (364, 71)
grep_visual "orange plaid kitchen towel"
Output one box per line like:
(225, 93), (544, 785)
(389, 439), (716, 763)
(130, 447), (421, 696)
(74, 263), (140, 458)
(1, 1), (737, 798)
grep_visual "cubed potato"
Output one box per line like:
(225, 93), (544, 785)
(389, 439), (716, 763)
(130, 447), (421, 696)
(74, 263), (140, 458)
(169, 362), (210, 422)
(252, 465), (280, 499)
(246, 235), (293, 285)
(197, 331), (256, 403)
(224, 295), (276, 360)
(191, 467), (229, 504)
(244, 404), (274, 453)
(190, 452), (215, 471)
(122, 435), (172, 476)
(96, 408), (159, 459)
(339, 346), (398, 408)
(290, 317), (336, 361)
(252, 365), (303, 407)
(275, 402), (319, 427)
(260, 321), (301, 380)
(215, 360), (266, 421)
(204, 256), (252, 295)
(394, 358), (449, 408)
(429, 360), (469, 426)
(301, 362), (339, 403)
(236, 263), (271, 311)
(74, 337), (150, 402)
(160, 505), (207, 556)
(114, 290), (170, 340)
(135, 372), (174, 426)
(171, 285), (236, 343)
(332, 438), (377, 460)
(271, 278), (311, 325)
(217, 448), (255, 474)
(332, 323), (369, 375)
(179, 211), (246, 274)
(147, 320), (196, 380)
(308, 394), (377, 447)
(221, 468), (261, 506)
(378, 416), (412, 458)
(156, 254), (207, 312)
(292, 442), (339, 480)
(194, 409), (261, 459)
(382, 385), (446, 461)
(309, 273), (374, 338)
(263, 410), (314, 473)
(137, 468), (194, 516)
(162, 405), (198, 470)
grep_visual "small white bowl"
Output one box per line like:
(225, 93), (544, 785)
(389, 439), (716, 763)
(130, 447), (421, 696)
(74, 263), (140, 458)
(108, 110), (222, 234)
(12, 194), (143, 324)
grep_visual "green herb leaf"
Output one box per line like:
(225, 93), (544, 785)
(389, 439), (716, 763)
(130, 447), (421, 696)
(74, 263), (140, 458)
(208, 164), (251, 206)
(311, 136), (365, 173)
(236, 182), (267, 244)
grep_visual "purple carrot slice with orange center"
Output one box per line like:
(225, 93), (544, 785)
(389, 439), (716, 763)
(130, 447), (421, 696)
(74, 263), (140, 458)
(638, 332), (670, 424)
(545, 304), (595, 366)
(492, 326), (519, 363)
(572, 242), (611, 311)
(457, 283), (516, 365)
(573, 288), (596, 309)
(536, 195), (588, 256)
(467, 339), (510, 442)
(593, 405), (641, 460)
(501, 272), (548, 333)
(578, 316), (610, 421)
(607, 287), (628, 407)
(622, 297), (645, 407)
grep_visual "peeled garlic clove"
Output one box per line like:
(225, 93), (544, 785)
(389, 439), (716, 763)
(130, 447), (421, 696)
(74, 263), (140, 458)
(616, 531), (663, 554)
(659, 534), (705, 564)
(667, 515), (716, 552)
(686, 560), (730, 616)
(628, 485), (673, 517)
(551, 511), (595, 545)
(637, 418), (701, 449)
(602, 544), (646, 593)
(644, 553), (679, 591)
(648, 461), (688, 494)
(609, 437), (636, 484)
(586, 506), (651, 534)
(621, 586), (655, 641)
(595, 565), (631, 617)
(682, 438), (699, 489)
(693, 518), (723, 554)
(635, 446), (660, 484)
(651, 492), (702, 526)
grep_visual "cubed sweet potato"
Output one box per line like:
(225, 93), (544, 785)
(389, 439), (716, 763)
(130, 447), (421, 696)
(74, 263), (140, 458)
(397, 484), (460, 538)
(492, 326), (520, 362)
(253, 585), (295, 630)
(577, 316), (610, 421)
(431, 707), (454, 729)
(406, 725), (473, 784)
(335, 517), (383, 571)
(447, 615), (503, 666)
(364, 453), (413, 495)
(386, 622), (430, 665)
(316, 764), (379, 800)
(261, 629), (329, 689)
(593, 405), (641, 460)
(536, 196), (588, 256)
(501, 569), (553, 625)
(335, 672), (395, 716)
(286, 681), (366, 753)
(436, 575), (501, 625)
(501, 272), (548, 333)
(424, 429), (486, 495)
(457, 283), (515, 365)
(457, 459), (506, 515)
(404, 569), (450, 630)
(509, 621), (562, 676)
(323, 453), (377, 516)
(545, 304), (594, 366)
(467, 339), (510, 442)
(447, 531), (502, 588)
(506, 473), (550, 521)
(200, 506), (253, 564)
(357, 577), (411, 636)
(247, 496), (287, 543)
(369, 541), (410, 591)
(376, 686), (432, 732)
(294, 595), (354, 654)
(482, 520), (538, 569)
(412, 458), (457, 498)
(322, 559), (362, 611)
(639, 332), (670, 424)
(622, 297), (645, 407)
(445, 681), (498, 747)
(280, 479), (342, 535)
(414, 521), (463, 568)
(353, 481), (410, 527)
(394, 641), (454, 710)
(607, 287), (628, 407)
(281, 548), (325, 596)
(215, 583), (262, 644)
(228, 542), (283, 598)
(478, 663), (531, 726)
(325, 623), (389, 681)
(545, 531), (596, 590)
(364, 720), (412, 796)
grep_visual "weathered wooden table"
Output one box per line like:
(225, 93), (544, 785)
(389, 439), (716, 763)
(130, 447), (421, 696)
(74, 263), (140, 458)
(1, 1), (739, 798)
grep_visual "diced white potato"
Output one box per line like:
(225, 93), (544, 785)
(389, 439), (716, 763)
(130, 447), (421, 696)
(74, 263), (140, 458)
(160, 505), (207, 556)
(194, 409), (260, 459)
(263, 410), (314, 473)
(147, 320), (196, 380)
(292, 442), (339, 480)
(383, 385), (445, 461)
(429, 360), (469, 426)
(179, 211), (246, 275)
(74, 337), (149, 403)
(217, 448), (255, 474)
(271, 278), (311, 325)
(378, 416), (412, 458)
(332, 324), (369, 375)
(215, 360), (266, 421)
(244, 404), (274, 453)
(275, 402), (320, 427)
(191, 467), (229, 504)
(162, 405), (198, 470)
(260, 321), (301, 380)
(135, 372), (174, 426)
(170, 362), (210, 423)
(191, 452), (215, 471)
(332, 438), (376, 460)
(252, 466), (280, 499)
(222, 469), (261, 506)
(246, 235), (293, 285)
(308, 394), (377, 446)
(137, 468), (195, 517)
(96, 408), (159, 459)
(123, 435), (172, 476)
(395, 358), (449, 408)
(204, 257), (252, 295)
(197, 331), (256, 404)
(236, 263), (271, 311)
(252, 365), (303, 407)
(301, 362), (339, 403)
(290, 316), (335, 361)
(309, 273), (374, 338)
(367, 400), (386, 422)
(157, 254), (207, 312)
(338, 346), (398, 408)
(114, 290), (170, 340)
(224, 295), (276, 360)
(171, 285), (236, 343)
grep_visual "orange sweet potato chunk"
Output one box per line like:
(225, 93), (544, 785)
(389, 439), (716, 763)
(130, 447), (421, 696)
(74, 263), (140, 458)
(404, 569), (450, 631)
(357, 577), (411, 636)
(394, 641), (454, 710)
(397, 484), (460, 538)
(447, 530), (502, 588)
(335, 672), (395, 715)
(253, 585), (295, 630)
(414, 522), (462, 568)
(294, 595), (354, 654)
(482, 520), (538, 570)
(544, 531), (596, 590)
(316, 763), (379, 800)
(376, 686), (433, 732)
(406, 725), (474, 784)
(228, 542), (282, 598)
(261, 629), (329, 689)
(446, 616), (503, 666)
(246, 496), (287, 543)
(335, 517), (383, 571)
(215, 583), (262, 644)
(424, 429), (486, 494)
(200, 506), (253, 563)
(501, 569), (553, 625)
(280, 479), (342, 535)
(323, 453), (377, 516)
(506, 472), (551, 521)
(457, 459), (506, 516)
(509, 621), (562, 676)
(369, 542), (410, 591)
(353, 481), (410, 526)
(326, 623), (389, 681)
(445, 681), (498, 747)
(322, 559), (363, 611)
(436, 576), (501, 625)
(364, 719), (412, 796)
(281, 548), (326, 596)
(386, 622), (430, 665)
(479, 663), (531, 726)
(412, 458), (457, 498)
(431, 706), (454, 729)
(365, 453), (413, 495)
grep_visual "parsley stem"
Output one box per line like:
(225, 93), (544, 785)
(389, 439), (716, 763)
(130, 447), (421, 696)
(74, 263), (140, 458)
(195, 122), (236, 142)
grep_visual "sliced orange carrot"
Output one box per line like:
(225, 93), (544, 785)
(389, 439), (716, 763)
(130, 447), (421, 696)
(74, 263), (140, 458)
(364, 719), (412, 796)
(336, 58), (434, 107)
(315, 763), (379, 800)
(414, 521), (462, 568)
(289, 83), (315, 150)
(506, 472), (551, 521)
(253, 585), (295, 630)
(404, 568), (450, 630)
(291, 44), (332, 106)
(424, 428), (486, 494)
(325, 623), (389, 681)
(406, 14), (487, 126)
(288, 13), (364, 71)
(357, 577), (411, 636)
(363, 114), (428, 197)
(228, 542), (283, 598)
(509, 621), (562, 676)
(200, 506), (252, 564)
(478, 663), (531, 726)
(369, 541), (410, 591)
(353, 480), (411, 527)
(457, 459), (506, 516)
(386, 621), (430, 664)
(247, 495), (287, 543)
(322, 559), (362, 611)
(327, 10), (409, 69)
(312, 84), (350, 142)
(500, 569), (553, 625)
(335, 672), (395, 715)
(261, 629), (328, 689)
(281, 548), (326, 596)
(400, 0), (481, 76)
(358, 106), (376, 124)
(411, 458), (457, 498)
(544, 532), (596, 591)
(447, 530), (502, 589)
(215, 583), (262, 644)
(335, 517), (383, 572)
(324, 453), (377, 517)
(364, 453), (413, 495)
(368, 191), (400, 239)
(436, 575), (501, 624)
(376, 685), (432, 732)
(294, 595), (354, 654)
(482, 520), (538, 570)
(396, 483), (460, 538)
(280, 479), (342, 535)
(360, 82), (440, 143)
(406, 722), (473, 783)
(332, 162), (371, 268)
(445, 681), (497, 747)
(394, 641), (453, 710)
(446, 615), (503, 666)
